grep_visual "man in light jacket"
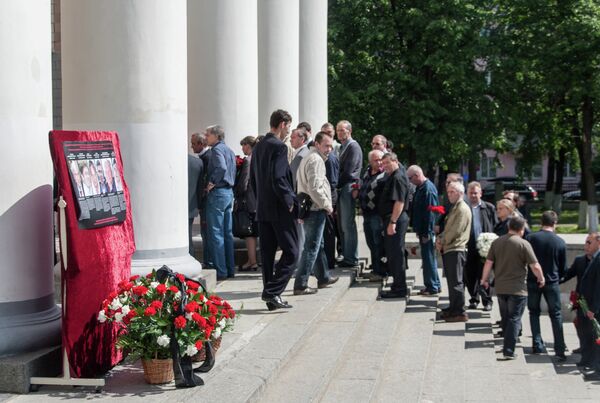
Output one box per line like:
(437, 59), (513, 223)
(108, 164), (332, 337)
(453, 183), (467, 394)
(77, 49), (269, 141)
(294, 132), (339, 294)
(437, 181), (472, 322)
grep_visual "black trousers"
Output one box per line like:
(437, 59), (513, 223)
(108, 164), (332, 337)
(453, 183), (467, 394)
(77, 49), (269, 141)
(383, 212), (409, 293)
(465, 247), (493, 306)
(579, 310), (600, 370)
(258, 217), (299, 299)
(443, 250), (467, 315)
(324, 213), (337, 269)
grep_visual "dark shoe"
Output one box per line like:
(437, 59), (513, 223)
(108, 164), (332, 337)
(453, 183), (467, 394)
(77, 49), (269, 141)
(293, 287), (318, 296)
(318, 277), (339, 289)
(532, 346), (547, 354)
(216, 276), (228, 282)
(482, 304), (493, 312)
(265, 295), (293, 311)
(238, 264), (259, 272)
(498, 353), (518, 361)
(573, 347), (582, 354)
(583, 371), (600, 381)
(444, 313), (469, 322)
(379, 290), (407, 299)
(337, 261), (358, 268)
(419, 289), (439, 296)
(227, 273), (235, 279)
(555, 353), (567, 362)
(467, 302), (478, 310)
(495, 331), (503, 338)
(577, 360), (592, 368)
(368, 273), (385, 282)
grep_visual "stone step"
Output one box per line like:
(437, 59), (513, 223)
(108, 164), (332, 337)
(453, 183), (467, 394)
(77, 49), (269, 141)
(260, 262), (419, 403)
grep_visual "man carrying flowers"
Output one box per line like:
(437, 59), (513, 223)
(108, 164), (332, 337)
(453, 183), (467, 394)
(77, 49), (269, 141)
(576, 232), (600, 381)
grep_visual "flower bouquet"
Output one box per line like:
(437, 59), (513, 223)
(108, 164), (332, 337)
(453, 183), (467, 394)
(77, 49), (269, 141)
(476, 232), (498, 260)
(569, 291), (600, 345)
(98, 270), (235, 384)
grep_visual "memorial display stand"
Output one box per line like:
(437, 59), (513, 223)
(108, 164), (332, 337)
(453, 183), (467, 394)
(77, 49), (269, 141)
(30, 197), (105, 392)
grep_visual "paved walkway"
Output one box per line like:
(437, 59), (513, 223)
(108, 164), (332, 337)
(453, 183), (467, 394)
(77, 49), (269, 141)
(4, 221), (597, 402)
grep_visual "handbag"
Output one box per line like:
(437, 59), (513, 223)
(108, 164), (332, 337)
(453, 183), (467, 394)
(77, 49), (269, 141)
(297, 192), (313, 220)
(233, 200), (254, 238)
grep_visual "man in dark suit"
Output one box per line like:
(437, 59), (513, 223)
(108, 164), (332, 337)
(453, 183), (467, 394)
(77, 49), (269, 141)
(465, 181), (498, 310)
(577, 232), (600, 380)
(191, 132), (212, 268)
(188, 154), (204, 257)
(250, 109), (299, 311)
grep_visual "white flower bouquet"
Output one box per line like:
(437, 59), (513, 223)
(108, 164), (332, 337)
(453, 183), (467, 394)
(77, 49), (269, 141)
(476, 232), (498, 259)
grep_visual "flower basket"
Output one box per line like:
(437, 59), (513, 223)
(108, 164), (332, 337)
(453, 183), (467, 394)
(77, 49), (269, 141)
(192, 336), (222, 362)
(142, 358), (174, 384)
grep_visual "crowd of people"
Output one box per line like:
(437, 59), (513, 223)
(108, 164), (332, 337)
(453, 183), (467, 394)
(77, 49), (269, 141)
(187, 109), (599, 380)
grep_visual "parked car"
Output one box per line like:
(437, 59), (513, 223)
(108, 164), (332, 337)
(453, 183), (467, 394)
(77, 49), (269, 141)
(481, 177), (539, 203)
(562, 182), (600, 201)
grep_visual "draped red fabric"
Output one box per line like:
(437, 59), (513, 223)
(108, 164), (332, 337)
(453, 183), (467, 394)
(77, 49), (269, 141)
(49, 131), (135, 377)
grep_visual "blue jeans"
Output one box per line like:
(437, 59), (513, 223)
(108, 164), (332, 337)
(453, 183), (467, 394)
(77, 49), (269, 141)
(363, 214), (385, 275)
(206, 188), (235, 278)
(498, 294), (527, 356)
(338, 183), (358, 264)
(294, 210), (331, 289)
(527, 282), (566, 354)
(420, 235), (441, 292)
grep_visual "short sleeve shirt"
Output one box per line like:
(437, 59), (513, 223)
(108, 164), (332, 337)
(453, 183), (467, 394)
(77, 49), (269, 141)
(487, 234), (538, 296)
(378, 166), (409, 218)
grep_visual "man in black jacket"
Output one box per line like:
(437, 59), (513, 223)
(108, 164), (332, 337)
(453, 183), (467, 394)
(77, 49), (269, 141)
(577, 232), (600, 380)
(250, 109), (299, 311)
(465, 181), (498, 310)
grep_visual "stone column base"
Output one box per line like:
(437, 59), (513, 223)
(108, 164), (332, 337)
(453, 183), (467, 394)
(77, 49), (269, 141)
(0, 345), (61, 393)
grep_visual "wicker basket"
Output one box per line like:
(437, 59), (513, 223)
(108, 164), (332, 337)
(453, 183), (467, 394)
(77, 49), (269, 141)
(142, 358), (174, 384)
(192, 337), (222, 362)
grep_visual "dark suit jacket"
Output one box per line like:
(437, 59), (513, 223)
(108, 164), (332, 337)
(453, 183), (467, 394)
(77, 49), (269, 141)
(198, 149), (211, 207)
(188, 155), (204, 219)
(250, 133), (297, 222)
(580, 253), (600, 315)
(468, 200), (498, 248)
(563, 254), (590, 285)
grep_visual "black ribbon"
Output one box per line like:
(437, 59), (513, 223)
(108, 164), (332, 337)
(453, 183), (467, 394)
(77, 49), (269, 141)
(156, 265), (215, 388)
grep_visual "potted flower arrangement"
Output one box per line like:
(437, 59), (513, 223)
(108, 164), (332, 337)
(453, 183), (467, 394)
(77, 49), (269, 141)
(98, 270), (235, 384)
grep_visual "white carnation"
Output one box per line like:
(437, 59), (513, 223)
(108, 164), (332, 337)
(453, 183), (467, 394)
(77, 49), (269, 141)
(476, 232), (499, 259)
(184, 344), (198, 357)
(174, 291), (182, 300)
(150, 281), (159, 289)
(218, 318), (227, 328)
(121, 305), (130, 315)
(157, 335), (170, 347)
(213, 327), (222, 340)
(114, 312), (124, 323)
(97, 310), (107, 323)
(109, 297), (122, 310)
(185, 312), (193, 320)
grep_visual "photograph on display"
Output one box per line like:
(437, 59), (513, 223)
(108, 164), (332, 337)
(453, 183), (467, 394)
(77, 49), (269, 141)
(63, 141), (127, 229)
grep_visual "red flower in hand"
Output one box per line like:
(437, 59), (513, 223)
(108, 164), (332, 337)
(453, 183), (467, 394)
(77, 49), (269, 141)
(427, 205), (446, 215)
(596, 338), (600, 346)
(235, 156), (245, 169)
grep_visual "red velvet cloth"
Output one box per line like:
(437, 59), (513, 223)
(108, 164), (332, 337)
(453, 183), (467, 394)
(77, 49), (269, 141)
(49, 131), (135, 377)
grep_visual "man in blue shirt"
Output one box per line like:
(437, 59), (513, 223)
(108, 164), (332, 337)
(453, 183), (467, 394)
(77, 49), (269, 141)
(407, 165), (442, 295)
(204, 125), (236, 281)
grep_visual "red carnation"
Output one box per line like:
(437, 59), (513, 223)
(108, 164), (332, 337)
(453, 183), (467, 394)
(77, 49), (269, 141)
(223, 301), (231, 310)
(170, 285), (179, 293)
(156, 284), (167, 295)
(208, 315), (217, 326)
(176, 273), (186, 283)
(195, 340), (204, 350)
(120, 282), (133, 292)
(194, 315), (207, 328)
(187, 289), (197, 296)
(209, 304), (218, 316)
(186, 280), (200, 290)
(150, 300), (163, 310)
(109, 291), (118, 300)
(174, 315), (187, 329)
(236, 155), (244, 169)
(351, 183), (360, 190)
(146, 272), (154, 279)
(132, 285), (149, 296)
(126, 310), (137, 319)
(129, 275), (140, 281)
(596, 338), (600, 346)
(229, 309), (236, 319)
(144, 307), (157, 316)
(427, 205), (446, 215)
(185, 301), (199, 313)
(204, 325), (213, 339)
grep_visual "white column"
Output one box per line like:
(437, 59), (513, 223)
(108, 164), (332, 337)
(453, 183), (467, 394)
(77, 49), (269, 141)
(61, 0), (201, 278)
(258, 0), (300, 133)
(299, 0), (328, 129)
(0, 0), (61, 356)
(188, 0), (258, 154)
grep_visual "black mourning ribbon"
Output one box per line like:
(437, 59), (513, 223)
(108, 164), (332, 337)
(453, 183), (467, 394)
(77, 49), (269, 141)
(156, 265), (215, 388)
